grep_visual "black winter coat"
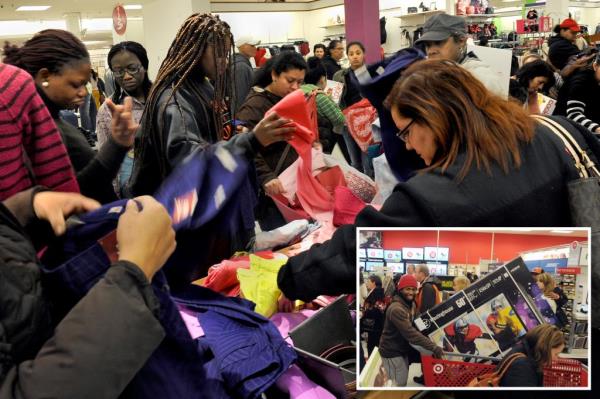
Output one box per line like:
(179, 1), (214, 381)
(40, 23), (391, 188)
(0, 188), (165, 398)
(548, 36), (580, 71)
(277, 116), (600, 301)
(499, 341), (542, 387)
(321, 55), (341, 80)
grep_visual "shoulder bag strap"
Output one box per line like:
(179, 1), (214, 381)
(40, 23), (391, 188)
(273, 144), (292, 177)
(496, 353), (528, 380)
(531, 115), (589, 178)
(532, 115), (600, 177)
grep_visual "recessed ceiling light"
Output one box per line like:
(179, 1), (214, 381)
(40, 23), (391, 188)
(16, 6), (51, 11)
(123, 4), (143, 10)
(550, 230), (574, 234)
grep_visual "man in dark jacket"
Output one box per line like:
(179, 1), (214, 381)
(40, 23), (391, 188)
(415, 264), (440, 315)
(548, 19), (581, 71)
(0, 188), (175, 398)
(233, 35), (260, 114)
(378, 274), (443, 386)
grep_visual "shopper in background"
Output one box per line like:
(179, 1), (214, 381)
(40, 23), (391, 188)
(415, 13), (505, 97)
(130, 14), (295, 197)
(499, 324), (565, 387)
(378, 274), (443, 386)
(536, 273), (558, 313)
(277, 59), (600, 306)
(313, 43), (326, 59)
(301, 58), (345, 153)
(509, 60), (556, 114)
(232, 35), (261, 114)
(362, 274), (385, 357)
(405, 264), (416, 277)
(415, 264), (440, 314)
(453, 275), (470, 293)
(96, 41), (152, 197)
(555, 52), (600, 134)
(237, 51), (307, 230)
(321, 40), (343, 80)
(548, 18), (582, 71)
(3, 30), (133, 204)
(0, 188), (176, 397)
(334, 41), (369, 173)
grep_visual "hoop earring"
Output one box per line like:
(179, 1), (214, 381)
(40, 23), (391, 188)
(42, 81), (49, 87)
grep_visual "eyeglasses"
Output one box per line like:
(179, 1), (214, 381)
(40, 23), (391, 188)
(396, 119), (415, 142)
(113, 64), (143, 78)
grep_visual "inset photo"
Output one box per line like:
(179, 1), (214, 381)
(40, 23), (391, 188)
(357, 228), (590, 391)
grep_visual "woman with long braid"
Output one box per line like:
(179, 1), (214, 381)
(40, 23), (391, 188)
(129, 14), (294, 288)
(129, 13), (294, 196)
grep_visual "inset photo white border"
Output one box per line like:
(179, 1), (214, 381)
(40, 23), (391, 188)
(355, 227), (591, 392)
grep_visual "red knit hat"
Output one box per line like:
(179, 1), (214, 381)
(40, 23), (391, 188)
(397, 274), (418, 290)
(559, 18), (580, 32)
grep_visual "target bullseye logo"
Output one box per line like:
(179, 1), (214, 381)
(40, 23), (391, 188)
(433, 364), (444, 374)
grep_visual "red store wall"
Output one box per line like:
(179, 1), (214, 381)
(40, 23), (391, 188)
(382, 230), (580, 264)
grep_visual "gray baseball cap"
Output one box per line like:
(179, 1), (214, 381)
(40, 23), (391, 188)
(415, 14), (467, 45)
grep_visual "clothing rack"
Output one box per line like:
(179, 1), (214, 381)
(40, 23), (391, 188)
(259, 38), (307, 46)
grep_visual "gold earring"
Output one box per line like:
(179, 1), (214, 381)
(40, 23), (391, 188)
(42, 81), (49, 87)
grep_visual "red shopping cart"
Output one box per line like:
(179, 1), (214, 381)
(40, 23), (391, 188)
(422, 352), (588, 387)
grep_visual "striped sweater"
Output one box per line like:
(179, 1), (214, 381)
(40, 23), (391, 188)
(556, 68), (600, 134)
(0, 63), (79, 200)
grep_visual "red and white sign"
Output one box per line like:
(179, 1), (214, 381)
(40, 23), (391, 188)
(367, 248), (384, 259)
(402, 247), (424, 260)
(557, 267), (581, 275)
(113, 5), (127, 36)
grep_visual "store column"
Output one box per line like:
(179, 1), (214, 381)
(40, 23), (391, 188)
(142, 0), (210, 79)
(64, 12), (82, 39)
(344, 0), (381, 64)
(544, 0), (570, 23)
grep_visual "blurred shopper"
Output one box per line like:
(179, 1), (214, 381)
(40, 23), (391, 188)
(232, 35), (261, 114)
(453, 276), (470, 293)
(548, 19), (582, 71)
(313, 43), (326, 59)
(362, 275), (385, 356)
(509, 60), (556, 114)
(322, 40), (343, 79)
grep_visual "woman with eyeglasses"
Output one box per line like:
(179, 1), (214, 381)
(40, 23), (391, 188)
(276, 59), (600, 303)
(3, 30), (135, 204)
(321, 40), (344, 80)
(96, 41), (152, 196)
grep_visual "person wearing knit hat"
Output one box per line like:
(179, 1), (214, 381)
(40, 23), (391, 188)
(377, 273), (443, 386)
(548, 18), (582, 71)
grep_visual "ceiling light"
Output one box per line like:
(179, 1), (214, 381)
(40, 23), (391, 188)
(550, 230), (574, 234)
(16, 6), (51, 11)
(123, 4), (143, 10)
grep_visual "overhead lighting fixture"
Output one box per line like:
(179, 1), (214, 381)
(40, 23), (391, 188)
(550, 230), (575, 234)
(123, 4), (143, 10)
(16, 5), (52, 11)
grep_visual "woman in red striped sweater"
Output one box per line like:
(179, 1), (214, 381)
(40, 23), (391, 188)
(3, 30), (136, 204)
(0, 63), (79, 201)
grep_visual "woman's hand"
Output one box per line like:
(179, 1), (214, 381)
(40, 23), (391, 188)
(33, 192), (101, 235)
(116, 196), (176, 281)
(253, 112), (295, 146)
(264, 178), (285, 196)
(107, 97), (138, 148)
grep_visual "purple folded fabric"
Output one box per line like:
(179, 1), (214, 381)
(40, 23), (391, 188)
(275, 364), (336, 399)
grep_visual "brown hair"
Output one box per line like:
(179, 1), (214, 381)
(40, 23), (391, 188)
(524, 324), (565, 370)
(537, 273), (556, 296)
(384, 59), (535, 180)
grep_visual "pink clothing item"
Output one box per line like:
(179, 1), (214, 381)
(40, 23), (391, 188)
(275, 364), (336, 399)
(203, 259), (250, 297)
(178, 308), (205, 339)
(270, 309), (318, 342)
(342, 98), (377, 152)
(332, 186), (366, 226)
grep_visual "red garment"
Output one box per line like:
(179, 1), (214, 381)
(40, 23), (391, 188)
(444, 324), (482, 342)
(332, 186), (366, 226)
(342, 98), (377, 152)
(203, 259), (250, 296)
(0, 63), (79, 200)
(254, 48), (267, 68)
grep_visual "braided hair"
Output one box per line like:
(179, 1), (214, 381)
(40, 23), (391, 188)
(137, 13), (234, 180)
(2, 29), (89, 77)
(107, 41), (152, 103)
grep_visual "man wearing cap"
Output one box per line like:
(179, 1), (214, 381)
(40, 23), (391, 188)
(415, 13), (504, 97)
(233, 35), (261, 114)
(378, 274), (443, 386)
(548, 18), (582, 71)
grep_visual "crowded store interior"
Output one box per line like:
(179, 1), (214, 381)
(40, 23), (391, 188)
(0, 0), (598, 398)
(358, 229), (590, 389)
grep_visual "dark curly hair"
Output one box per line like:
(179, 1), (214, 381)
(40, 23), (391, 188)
(107, 41), (152, 103)
(515, 60), (556, 92)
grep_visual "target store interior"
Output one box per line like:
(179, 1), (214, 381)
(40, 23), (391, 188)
(358, 228), (590, 389)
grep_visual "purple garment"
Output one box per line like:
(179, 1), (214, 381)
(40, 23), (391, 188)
(275, 364), (336, 399)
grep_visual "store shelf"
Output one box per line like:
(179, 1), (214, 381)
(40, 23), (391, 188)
(461, 11), (522, 19)
(559, 349), (588, 359)
(392, 10), (444, 19)
(319, 23), (345, 29)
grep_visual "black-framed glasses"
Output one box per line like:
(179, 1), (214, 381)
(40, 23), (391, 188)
(396, 119), (415, 142)
(113, 64), (143, 78)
